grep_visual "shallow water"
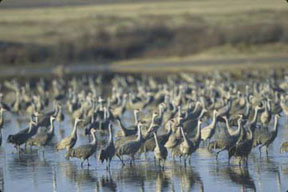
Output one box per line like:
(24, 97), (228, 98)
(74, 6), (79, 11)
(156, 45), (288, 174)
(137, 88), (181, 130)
(1, 111), (288, 192)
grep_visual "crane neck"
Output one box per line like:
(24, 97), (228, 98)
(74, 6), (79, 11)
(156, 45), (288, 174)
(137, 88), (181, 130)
(247, 125), (253, 140)
(234, 118), (242, 136)
(71, 120), (78, 137)
(210, 111), (217, 128)
(193, 121), (202, 143)
(49, 119), (55, 134)
(137, 125), (143, 142)
(250, 107), (259, 127)
(180, 127), (188, 144)
(108, 126), (113, 143)
(198, 108), (206, 120)
(192, 102), (201, 113)
(244, 103), (251, 117)
(91, 131), (97, 145)
(28, 123), (33, 133)
(167, 122), (173, 135)
(225, 117), (242, 136)
(273, 117), (280, 133)
(117, 118), (126, 131)
(0, 110), (3, 122)
(153, 133), (160, 148)
(134, 111), (139, 125)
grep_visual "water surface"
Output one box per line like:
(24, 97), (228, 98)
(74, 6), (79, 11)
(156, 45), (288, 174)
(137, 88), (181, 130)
(1, 111), (288, 192)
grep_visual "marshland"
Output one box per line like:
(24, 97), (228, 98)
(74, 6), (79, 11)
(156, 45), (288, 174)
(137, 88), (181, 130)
(1, 0), (288, 192)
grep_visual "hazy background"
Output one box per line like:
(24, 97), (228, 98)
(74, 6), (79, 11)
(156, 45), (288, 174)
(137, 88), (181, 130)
(0, 0), (287, 69)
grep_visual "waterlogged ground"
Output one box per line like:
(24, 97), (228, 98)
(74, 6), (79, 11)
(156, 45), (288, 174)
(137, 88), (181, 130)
(1, 110), (288, 192)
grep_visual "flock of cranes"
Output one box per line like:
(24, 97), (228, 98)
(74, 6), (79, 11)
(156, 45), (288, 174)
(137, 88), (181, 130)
(0, 71), (288, 170)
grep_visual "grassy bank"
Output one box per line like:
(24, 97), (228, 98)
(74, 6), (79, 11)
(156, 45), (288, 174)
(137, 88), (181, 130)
(0, 0), (287, 65)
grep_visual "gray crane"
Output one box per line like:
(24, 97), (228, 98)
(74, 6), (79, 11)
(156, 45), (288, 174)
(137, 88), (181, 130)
(228, 124), (254, 166)
(209, 115), (243, 160)
(201, 110), (218, 144)
(99, 123), (115, 169)
(254, 114), (280, 156)
(179, 120), (202, 164)
(115, 122), (144, 166)
(153, 132), (168, 168)
(56, 118), (82, 151)
(7, 120), (38, 151)
(27, 116), (56, 147)
(139, 119), (174, 155)
(66, 128), (97, 167)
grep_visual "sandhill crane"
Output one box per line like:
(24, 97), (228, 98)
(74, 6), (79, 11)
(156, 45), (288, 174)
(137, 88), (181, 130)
(116, 122), (144, 166)
(209, 115), (243, 160)
(201, 110), (218, 144)
(179, 120), (202, 164)
(228, 124), (254, 166)
(66, 128), (97, 167)
(139, 119), (174, 155)
(153, 132), (168, 168)
(99, 123), (115, 169)
(56, 118), (82, 151)
(27, 116), (56, 147)
(254, 114), (280, 156)
(7, 120), (38, 151)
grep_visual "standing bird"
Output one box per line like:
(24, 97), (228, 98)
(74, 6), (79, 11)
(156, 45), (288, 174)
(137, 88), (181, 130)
(7, 120), (38, 151)
(116, 122), (144, 166)
(139, 119), (174, 155)
(254, 114), (280, 156)
(99, 123), (115, 169)
(66, 128), (97, 167)
(201, 110), (218, 144)
(153, 132), (168, 168)
(209, 115), (243, 160)
(179, 120), (202, 164)
(27, 116), (56, 147)
(228, 125), (254, 166)
(56, 118), (82, 151)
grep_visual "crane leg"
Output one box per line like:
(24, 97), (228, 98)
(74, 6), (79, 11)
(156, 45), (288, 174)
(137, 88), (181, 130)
(81, 161), (84, 168)
(216, 148), (225, 160)
(265, 146), (269, 156)
(239, 158), (242, 166)
(117, 155), (125, 166)
(162, 160), (165, 169)
(259, 145), (263, 157)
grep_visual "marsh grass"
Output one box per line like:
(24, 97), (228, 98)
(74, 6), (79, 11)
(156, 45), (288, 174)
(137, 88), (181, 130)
(0, 0), (287, 65)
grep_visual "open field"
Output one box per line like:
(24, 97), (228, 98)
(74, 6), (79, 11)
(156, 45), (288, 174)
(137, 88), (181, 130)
(0, 0), (288, 66)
